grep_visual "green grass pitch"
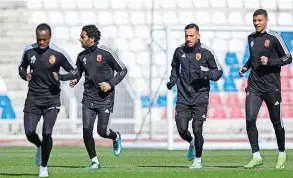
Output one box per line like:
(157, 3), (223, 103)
(0, 146), (292, 178)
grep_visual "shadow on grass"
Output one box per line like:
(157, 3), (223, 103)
(0, 173), (38, 177)
(50, 165), (112, 169)
(50, 165), (87, 169)
(138, 165), (242, 169)
(137, 165), (188, 168)
(205, 165), (243, 168)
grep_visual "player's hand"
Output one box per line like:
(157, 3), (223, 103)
(239, 67), (247, 77)
(194, 70), (208, 79)
(26, 72), (32, 81)
(260, 56), (268, 65)
(53, 72), (59, 81)
(166, 81), (175, 90)
(69, 79), (78, 88)
(99, 82), (111, 92)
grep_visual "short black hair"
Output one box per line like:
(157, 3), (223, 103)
(36, 23), (51, 36)
(82, 25), (101, 42)
(253, 9), (268, 19)
(185, 23), (199, 31)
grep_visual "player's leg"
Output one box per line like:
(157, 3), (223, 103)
(244, 92), (263, 168)
(38, 106), (59, 177)
(175, 103), (194, 161)
(82, 104), (100, 168)
(264, 93), (286, 168)
(24, 112), (42, 166)
(96, 106), (121, 156)
(189, 106), (206, 169)
(23, 100), (42, 166)
(24, 112), (42, 147)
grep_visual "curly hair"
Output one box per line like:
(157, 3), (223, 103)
(82, 25), (101, 42)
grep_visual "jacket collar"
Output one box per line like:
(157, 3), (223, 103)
(87, 42), (99, 52)
(254, 31), (267, 37)
(185, 40), (201, 53)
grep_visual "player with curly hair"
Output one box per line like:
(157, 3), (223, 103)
(69, 25), (127, 169)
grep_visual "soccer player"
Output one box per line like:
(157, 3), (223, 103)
(239, 9), (292, 169)
(69, 25), (127, 169)
(166, 23), (223, 169)
(18, 23), (79, 177)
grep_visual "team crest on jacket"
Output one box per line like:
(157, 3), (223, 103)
(195, 52), (201, 61)
(97, 54), (103, 62)
(264, 39), (270, 48)
(49, 55), (56, 64)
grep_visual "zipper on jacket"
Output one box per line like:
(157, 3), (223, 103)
(188, 48), (191, 88)
(188, 51), (192, 105)
(188, 58), (191, 92)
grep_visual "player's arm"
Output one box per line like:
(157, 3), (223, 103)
(58, 52), (80, 81)
(239, 56), (252, 77)
(204, 51), (223, 81)
(243, 56), (252, 69)
(239, 38), (252, 77)
(166, 49), (180, 90)
(18, 50), (30, 81)
(69, 55), (84, 88)
(74, 55), (84, 83)
(107, 50), (127, 88)
(192, 51), (223, 82)
(169, 50), (180, 83)
(243, 38), (253, 69)
(268, 34), (292, 66)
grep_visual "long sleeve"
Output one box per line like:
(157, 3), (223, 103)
(58, 52), (79, 81)
(268, 33), (292, 66)
(243, 56), (252, 69)
(243, 37), (253, 69)
(107, 49), (127, 87)
(169, 49), (179, 83)
(75, 56), (84, 83)
(18, 50), (29, 81)
(204, 51), (223, 81)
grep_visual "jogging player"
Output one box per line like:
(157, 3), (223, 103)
(239, 9), (292, 169)
(69, 25), (127, 169)
(167, 23), (223, 169)
(19, 23), (79, 177)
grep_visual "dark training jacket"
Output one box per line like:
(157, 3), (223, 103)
(169, 42), (223, 106)
(76, 43), (127, 107)
(244, 29), (292, 93)
(19, 42), (79, 105)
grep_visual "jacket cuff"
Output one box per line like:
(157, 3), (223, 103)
(267, 57), (273, 66)
(58, 73), (63, 81)
(202, 71), (209, 80)
(109, 81), (115, 88)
